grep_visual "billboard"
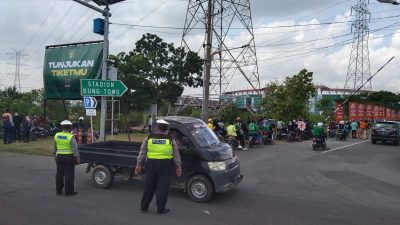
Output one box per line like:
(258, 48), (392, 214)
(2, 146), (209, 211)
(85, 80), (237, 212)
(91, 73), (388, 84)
(349, 102), (357, 121)
(43, 42), (103, 99)
(335, 102), (344, 122)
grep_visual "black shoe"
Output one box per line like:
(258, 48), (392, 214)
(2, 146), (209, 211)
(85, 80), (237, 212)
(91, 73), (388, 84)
(56, 191), (63, 195)
(65, 191), (78, 196)
(157, 209), (170, 214)
(140, 208), (148, 213)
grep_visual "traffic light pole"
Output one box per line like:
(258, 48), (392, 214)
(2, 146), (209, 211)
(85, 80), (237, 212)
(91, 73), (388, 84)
(72, 0), (110, 141)
(99, 6), (109, 141)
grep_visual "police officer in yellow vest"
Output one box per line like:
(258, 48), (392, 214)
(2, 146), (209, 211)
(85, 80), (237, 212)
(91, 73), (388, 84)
(135, 119), (182, 214)
(54, 120), (80, 196)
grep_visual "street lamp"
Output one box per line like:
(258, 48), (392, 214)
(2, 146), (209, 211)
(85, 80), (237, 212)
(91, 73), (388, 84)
(73, 0), (125, 141)
(377, 0), (399, 5)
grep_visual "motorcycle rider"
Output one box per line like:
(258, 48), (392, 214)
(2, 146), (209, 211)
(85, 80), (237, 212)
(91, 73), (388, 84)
(248, 119), (261, 145)
(312, 122), (328, 149)
(234, 117), (247, 150)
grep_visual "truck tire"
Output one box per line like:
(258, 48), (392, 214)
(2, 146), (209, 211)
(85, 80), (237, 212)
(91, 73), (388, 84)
(187, 175), (214, 203)
(92, 165), (114, 189)
(371, 139), (377, 144)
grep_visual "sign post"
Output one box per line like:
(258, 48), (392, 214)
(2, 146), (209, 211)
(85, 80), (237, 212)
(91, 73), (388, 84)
(81, 79), (127, 96)
(84, 96), (97, 143)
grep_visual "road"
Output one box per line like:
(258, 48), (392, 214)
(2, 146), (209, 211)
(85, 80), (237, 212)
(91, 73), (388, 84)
(1, 138), (400, 225)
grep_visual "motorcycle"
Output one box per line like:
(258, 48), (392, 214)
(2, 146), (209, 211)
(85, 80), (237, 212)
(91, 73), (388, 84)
(226, 136), (239, 149)
(336, 129), (347, 141)
(312, 137), (327, 150)
(276, 128), (288, 140)
(261, 131), (273, 145)
(287, 130), (300, 142)
(248, 133), (261, 148)
(328, 128), (336, 138)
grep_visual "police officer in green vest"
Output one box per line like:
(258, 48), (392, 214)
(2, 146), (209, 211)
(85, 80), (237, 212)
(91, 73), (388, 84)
(135, 119), (182, 214)
(54, 120), (80, 196)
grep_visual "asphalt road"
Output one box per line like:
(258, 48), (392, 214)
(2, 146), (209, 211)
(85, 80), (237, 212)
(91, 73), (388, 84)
(1, 137), (400, 225)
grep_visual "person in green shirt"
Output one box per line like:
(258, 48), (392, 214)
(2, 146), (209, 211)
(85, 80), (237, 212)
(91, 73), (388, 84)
(248, 120), (260, 143)
(312, 122), (325, 138)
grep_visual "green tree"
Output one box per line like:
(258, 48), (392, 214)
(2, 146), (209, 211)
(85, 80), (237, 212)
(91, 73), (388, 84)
(110, 33), (203, 112)
(261, 69), (315, 121)
(110, 33), (203, 134)
(316, 96), (335, 118)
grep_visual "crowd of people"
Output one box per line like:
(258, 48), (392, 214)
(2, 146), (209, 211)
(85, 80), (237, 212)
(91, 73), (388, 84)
(206, 116), (309, 150)
(2, 108), (34, 144)
(327, 119), (372, 140)
(1, 108), (92, 145)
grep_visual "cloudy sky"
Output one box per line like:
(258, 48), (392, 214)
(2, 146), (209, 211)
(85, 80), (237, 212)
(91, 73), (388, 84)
(1, 0), (400, 96)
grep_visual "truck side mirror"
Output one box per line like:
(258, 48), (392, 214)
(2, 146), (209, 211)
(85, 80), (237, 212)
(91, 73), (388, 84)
(182, 137), (190, 145)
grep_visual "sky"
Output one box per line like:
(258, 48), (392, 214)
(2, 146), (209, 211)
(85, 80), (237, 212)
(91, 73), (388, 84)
(1, 0), (400, 96)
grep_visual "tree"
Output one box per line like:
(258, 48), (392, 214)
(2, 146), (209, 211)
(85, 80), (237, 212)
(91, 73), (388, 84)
(261, 69), (315, 121)
(316, 96), (335, 118)
(110, 33), (203, 135)
(110, 33), (203, 111)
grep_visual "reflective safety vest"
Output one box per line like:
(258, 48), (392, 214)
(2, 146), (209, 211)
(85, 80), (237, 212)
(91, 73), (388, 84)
(54, 132), (74, 155)
(147, 133), (173, 159)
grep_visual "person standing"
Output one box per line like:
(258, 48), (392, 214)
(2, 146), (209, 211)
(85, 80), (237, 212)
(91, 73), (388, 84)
(54, 120), (80, 196)
(22, 113), (32, 142)
(13, 112), (23, 142)
(2, 108), (14, 144)
(350, 120), (358, 139)
(135, 119), (182, 214)
(147, 115), (153, 133)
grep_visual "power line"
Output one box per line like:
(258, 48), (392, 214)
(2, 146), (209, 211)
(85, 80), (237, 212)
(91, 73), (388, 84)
(258, 31), (400, 62)
(110, 14), (400, 30)
(22, 1), (58, 51)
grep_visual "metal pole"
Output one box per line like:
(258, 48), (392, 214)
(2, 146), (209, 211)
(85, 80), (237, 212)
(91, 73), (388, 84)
(111, 97), (114, 140)
(202, 0), (213, 122)
(99, 6), (109, 141)
(90, 116), (94, 142)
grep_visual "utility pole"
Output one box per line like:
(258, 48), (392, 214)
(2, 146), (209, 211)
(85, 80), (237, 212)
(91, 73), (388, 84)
(72, 0), (124, 141)
(344, 0), (371, 92)
(202, 0), (214, 122)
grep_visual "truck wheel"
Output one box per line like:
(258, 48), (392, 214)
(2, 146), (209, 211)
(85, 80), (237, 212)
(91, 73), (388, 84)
(371, 139), (377, 144)
(92, 165), (114, 189)
(187, 175), (214, 203)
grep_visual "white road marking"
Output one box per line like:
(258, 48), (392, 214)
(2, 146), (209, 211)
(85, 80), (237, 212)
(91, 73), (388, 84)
(321, 140), (370, 154)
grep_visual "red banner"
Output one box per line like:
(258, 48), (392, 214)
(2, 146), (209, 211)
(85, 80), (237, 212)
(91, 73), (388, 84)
(357, 103), (365, 120)
(379, 106), (385, 120)
(386, 108), (392, 120)
(335, 102), (344, 122)
(373, 105), (380, 120)
(349, 102), (357, 121)
(365, 104), (373, 120)
(391, 110), (396, 121)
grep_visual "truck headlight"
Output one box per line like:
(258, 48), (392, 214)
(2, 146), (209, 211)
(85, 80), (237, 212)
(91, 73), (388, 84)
(208, 162), (226, 171)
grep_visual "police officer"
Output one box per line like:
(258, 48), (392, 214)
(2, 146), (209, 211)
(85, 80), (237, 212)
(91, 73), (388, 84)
(54, 120), (80, 196)
(135, 119), (182, 214)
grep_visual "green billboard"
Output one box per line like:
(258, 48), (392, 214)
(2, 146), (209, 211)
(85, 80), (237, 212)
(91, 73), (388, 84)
(43, 42), (103, 99)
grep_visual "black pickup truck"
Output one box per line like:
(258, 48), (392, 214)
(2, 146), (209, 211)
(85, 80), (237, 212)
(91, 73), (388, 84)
(79, 116), (243, 202)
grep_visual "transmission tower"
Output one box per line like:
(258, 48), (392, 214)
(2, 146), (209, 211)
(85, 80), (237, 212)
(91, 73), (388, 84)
(5, 50), (28, 92)
(182, 0), (261, 100)
(344, 0), (371, 92)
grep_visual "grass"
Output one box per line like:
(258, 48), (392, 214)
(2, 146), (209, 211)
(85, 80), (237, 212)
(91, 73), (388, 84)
(0, 132), (148, 157)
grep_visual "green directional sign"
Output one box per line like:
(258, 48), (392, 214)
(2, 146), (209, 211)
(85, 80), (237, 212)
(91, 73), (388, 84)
(81, 79), (128, 97)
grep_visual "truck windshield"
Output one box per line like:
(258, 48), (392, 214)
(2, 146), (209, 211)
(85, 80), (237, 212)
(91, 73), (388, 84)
(187, 123), (220, 148)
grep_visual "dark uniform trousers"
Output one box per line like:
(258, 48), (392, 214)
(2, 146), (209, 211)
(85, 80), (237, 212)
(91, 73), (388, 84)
(55, 154), (75, 194)
(141, 159), (173, 211)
